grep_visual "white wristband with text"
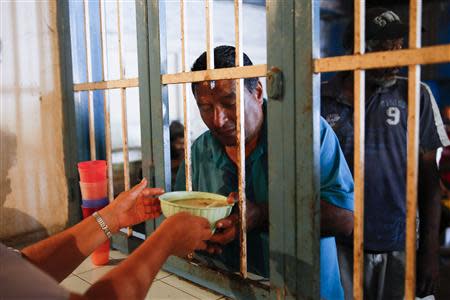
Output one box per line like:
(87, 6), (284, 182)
(92, 211), (113, 239)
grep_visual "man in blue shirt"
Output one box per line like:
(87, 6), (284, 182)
(175, 45), (354, 299)
(321, 7), (450, 299)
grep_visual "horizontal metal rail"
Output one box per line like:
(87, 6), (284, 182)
(73, 78), (139, 91)
(314, 44), (450, 73)
(161, 64), (267, 84)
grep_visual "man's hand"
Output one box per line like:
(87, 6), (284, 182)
(416, 250), (440, 297)
(100, 178), (164, 232)
(206, 192), (267, 254)
(157, 212), (212, 257)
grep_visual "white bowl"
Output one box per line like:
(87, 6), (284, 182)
(159, 191), (234, 230)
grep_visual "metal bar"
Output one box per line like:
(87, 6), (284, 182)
(180, 0), (192, 191)
(267, 0), (296, 295)
(83, 0), (96, 160)
(116, 0), (131, 236)
(295, 0), (321, 297)
(99, 0), (114, 202)
(161, 64), (267, 85)
(405, 1), (422, 298)
(73, 78), (139, 91)
(234, 0), (247, 279)
(353, 72), (366, 299)
(87, 91), (96, 160)
(205, 0), (214, 69)
(163, 256), (269, 299)
(135, 0), (156, 236)
(148, 0), (171, 215)
(314, 44), (450, 73)
(353, 1), (365, 299)
(57, 0), (82, 226)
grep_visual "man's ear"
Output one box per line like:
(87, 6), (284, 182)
(255, 80), (263, 105)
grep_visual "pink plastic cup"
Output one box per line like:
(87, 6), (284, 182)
(79, 180), (107, 200)
(80, 204), (110, 266)
(92, 240), (110, 266)
(81, 205), (102, 218)
(77, 160), (107, 183)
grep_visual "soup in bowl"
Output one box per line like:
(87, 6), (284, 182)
(159, 191), (234, 230)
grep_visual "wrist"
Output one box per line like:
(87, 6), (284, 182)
(153, 223), (177, 256)
(98, 206), (120, 234)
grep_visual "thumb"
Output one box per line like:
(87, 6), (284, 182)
(227, 192), (238, 205)
(128, 178), (148, 198)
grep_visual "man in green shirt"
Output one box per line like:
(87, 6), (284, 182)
(175, 45), (354, 299)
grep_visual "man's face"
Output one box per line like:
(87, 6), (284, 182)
(366, 38), (404, 86)
(172, 136), (184, 160)
(193, 79), (263, 146)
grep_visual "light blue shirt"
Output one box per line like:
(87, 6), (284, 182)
(176, 113), (354, 300)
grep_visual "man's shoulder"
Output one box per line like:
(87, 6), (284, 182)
(191, 130), (222, 155)
(192, 130), (213, 148)
(392, 76), (432, 95)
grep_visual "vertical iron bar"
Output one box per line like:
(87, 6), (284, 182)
(180, 0), (192, 191)
(58, 0), (82, 226)
(205, 0), (214, 69)
(296, 0), (321, 297)
(99, 0), (114, 202)
(83, 0), (96, 160)
(148, 0), (171, 217)
(234, 0), (247, 279)
(353, 1), (366, 299)
(116, 0), (132, 236)
(405, 1), (422, 298)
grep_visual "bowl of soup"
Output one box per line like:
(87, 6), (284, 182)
(159, 191), (234, 230)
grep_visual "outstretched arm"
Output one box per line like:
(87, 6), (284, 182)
(72, 212), (212, 300)
(22, 179), (163, 282)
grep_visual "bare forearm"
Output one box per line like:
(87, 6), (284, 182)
(84, 230), (172, 300)
(320, 200), (354, 237)
(22, 212), (112, 282)
(418, 152), (441, 254)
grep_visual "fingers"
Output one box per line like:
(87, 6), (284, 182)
(205, 243), (222, 254)
(209, 227), (236, 245)
(143, 197), (160, 207)
(195, 241), (208, 251)
(201, 228), (213, 240)
(216, 214), (238, 229)
(144, 203), (161, 214)
(128, 178), (148, 198)
(198, 217), (212, 229)
(186, 214), (212, 229)
(227, 192), (238, 205)
(142, 187), (165, 197)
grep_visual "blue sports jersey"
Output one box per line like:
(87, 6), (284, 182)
(321, 74), (449, 251)
(175, 103), (354, 299)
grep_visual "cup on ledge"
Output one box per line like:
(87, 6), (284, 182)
(80, 202), (110, 266)
(79, 180), (108, 200)
(78, 160), (110, 266)
(77, 160), (107, 183)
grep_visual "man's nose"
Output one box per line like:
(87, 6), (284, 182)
(213, 107), (227, 128)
